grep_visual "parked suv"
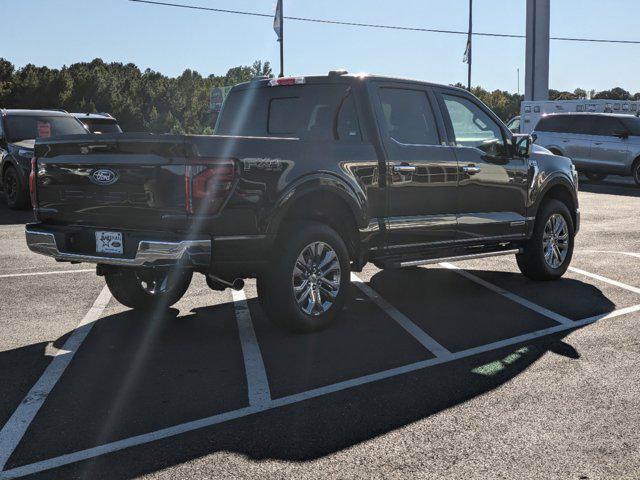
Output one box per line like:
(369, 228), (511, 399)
(533, 112), (640, 185)
(0, 109), (89, 209)
(72, 112), (122, 134)
(26, 72), (580, 332)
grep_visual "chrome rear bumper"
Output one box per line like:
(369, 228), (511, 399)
(25, 229), (211, 268)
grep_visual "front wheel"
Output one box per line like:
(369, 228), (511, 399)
(105, 268), (193, 310)
(3, 166), (29, 210)
(633, 161), (640, 186)
(258, 221), (350, 333)
(516, 199), (575, 281)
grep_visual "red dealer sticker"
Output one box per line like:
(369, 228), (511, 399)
(37, 121), (52, 138)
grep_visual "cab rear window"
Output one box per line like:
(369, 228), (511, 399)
(216, 84), (361, 141)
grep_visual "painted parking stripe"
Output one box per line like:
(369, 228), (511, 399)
(231, 289), (271, 407)
(351, 273), (453, 359)
(440, 263), (573, 326)
(0, 285), (112, 471)
(3, 302), (638, 479)
(569, 266), (640, 295)
(579, 250), (640, 260)
(0, 269), (94, 279)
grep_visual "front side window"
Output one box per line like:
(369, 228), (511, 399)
(442, 94), (506, 156)
(378, 88), (439, 145)
(4, 115), (88, 143)
(592, 117), (625, 137)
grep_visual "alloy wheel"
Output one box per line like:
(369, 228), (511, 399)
(292, 241), (341, 316)
(543, 213), (569, 269)
(5, 171), (18, 203)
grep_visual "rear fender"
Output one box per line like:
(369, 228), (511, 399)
(264, 173), (368, 236)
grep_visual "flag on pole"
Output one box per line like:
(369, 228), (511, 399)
(273, 0), (283, 41)
(463, 37), (471, 64)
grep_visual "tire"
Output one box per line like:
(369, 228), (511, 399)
(516, 199), (575, 281)
(3, 166), (29, 210)
(633, 160), (640, 186)
(105, 268), (193, 310)
(585, 172), (608, 182)
(258, 221), (350, 333)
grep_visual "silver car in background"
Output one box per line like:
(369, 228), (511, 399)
(532, 112), (640, 185)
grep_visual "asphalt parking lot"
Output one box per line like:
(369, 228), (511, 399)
(0, 176), (639, 479)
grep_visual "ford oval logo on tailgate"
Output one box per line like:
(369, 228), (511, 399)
(90, 169), (119, 186)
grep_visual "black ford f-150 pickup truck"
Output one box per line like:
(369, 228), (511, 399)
(26, 71), (580, 332)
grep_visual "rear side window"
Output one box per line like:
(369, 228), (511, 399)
(592, 116), (625, 136)
(567, 116), (598, 135)
(378, 88), (439, 145)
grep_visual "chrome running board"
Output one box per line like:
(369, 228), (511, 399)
(397, 248), (521, 268)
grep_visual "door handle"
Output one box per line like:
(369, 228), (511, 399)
(462, 165), (481, 175)
(594, 142), (603, 145)
(393, 164), (417, 174)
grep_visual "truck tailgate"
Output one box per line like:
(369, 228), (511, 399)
(34, 134), (189, 231)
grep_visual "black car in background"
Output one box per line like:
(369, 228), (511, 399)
(72, 112), (122, 134)
(0, 109), (89, 209)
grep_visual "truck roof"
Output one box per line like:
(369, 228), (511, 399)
(542, 112), (638, 119)
(232, 71), (468, 94)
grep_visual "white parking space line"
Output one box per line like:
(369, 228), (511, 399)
(0, 269), (94, 279)
(231, 289), (271, 407)
(351, 273), (453, 359)
(3, 301), (638, 479)
(579, 250), (640, 260)
(569, 267), (640, 295)
(440, 263), (574, 326)
(0, 286), (112, 471)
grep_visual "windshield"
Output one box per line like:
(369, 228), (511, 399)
(80, 119), (122, 134)
(621, 116), (640, 136)
(4, 115), (88, 143)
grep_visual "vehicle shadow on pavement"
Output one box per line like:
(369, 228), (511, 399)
(0, 200), (34, 226)
(579, 180), (640, 197)
(1, 269), (618, 478)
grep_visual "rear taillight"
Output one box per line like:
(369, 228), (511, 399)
(29, 157), (39, 215)
(185, 159), (235, 215)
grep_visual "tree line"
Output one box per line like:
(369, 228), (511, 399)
(2, 57), (639, 134)
(0, 58), (272, 134)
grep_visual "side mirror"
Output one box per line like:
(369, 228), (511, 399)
(612, 130), (629, 139)
(512, 134), (533, 158)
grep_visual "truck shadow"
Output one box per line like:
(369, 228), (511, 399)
(0, 270), (616, 478)
(579, 177), (640, 197)
(0, 198), (34, 226)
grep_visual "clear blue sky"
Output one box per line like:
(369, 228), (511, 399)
(3, 0), (640, 93)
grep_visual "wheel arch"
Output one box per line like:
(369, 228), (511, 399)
(267, 175), (367, 260)
(533, 178), (578, 231)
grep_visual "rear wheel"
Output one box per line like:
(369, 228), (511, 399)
(105, 268), (192, 310)
(517, 199), (575, 281)
(258, 221), (350, 333)
(3, 166), (29, 210)
(585, 172), (608, 182)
